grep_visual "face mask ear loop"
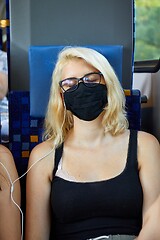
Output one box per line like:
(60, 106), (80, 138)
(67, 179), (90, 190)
(60, 90), (66, 130)
(61, 100), (66, 132)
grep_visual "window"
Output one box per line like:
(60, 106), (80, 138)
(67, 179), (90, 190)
(134, 0), (160, 61)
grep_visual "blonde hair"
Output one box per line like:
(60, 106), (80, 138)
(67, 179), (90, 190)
(44, 46), (128, 147)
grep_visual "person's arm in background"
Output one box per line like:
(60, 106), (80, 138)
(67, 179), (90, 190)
(0, 144), (21, 240)
(0, 49), (8, 100)
(0, 71), (8, 99)
(135, 132), (160, 240)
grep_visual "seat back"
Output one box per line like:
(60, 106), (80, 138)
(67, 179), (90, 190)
(29, 45), (123, 118)
(9, 45), (141, 177)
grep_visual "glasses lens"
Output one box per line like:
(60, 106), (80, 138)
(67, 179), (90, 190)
(61, 78), (78, 91)
(83, 73), (101, 87)
(60, 73), (102, 92)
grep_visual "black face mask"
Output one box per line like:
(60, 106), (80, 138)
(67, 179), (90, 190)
(63, 83), (108, 121)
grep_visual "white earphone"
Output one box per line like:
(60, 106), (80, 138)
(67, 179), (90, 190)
(0, 147), (54, 240)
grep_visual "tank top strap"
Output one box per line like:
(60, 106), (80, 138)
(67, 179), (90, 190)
(53, 143), (64, 177)
(127, 129), (138, 167)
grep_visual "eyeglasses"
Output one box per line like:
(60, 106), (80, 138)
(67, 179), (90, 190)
(59, 72), (103, 92)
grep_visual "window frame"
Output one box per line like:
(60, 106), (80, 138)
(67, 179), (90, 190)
(133, 0), (160, 72)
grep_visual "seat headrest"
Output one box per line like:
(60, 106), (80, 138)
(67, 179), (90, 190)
(29, 45), (123, 117)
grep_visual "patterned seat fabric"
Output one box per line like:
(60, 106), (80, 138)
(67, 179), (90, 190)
(9, 89), (141, 177)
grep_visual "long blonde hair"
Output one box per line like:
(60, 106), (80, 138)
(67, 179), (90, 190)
(44, 46), (128, 147)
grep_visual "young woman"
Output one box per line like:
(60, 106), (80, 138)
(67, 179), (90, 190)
(26, 47), (160, 240)
(0, 144), (21, 240)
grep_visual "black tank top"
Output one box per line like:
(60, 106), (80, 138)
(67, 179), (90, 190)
(50, 130), (143, 240)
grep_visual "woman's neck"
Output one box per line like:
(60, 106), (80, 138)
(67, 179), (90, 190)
(66, 115), (108, 148)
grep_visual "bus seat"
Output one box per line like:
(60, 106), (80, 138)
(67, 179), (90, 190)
(8, 45), (141, 177)
(29, 45), (123, 118)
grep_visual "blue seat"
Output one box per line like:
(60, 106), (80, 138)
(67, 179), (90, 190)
(29, 45), (123, 118)
(9, 45), (141, 177)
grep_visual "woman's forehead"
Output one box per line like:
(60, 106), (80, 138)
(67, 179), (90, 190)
(61, 59), (97, 79)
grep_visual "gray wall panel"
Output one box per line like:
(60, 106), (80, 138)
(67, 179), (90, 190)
(10, 0), (134, 90)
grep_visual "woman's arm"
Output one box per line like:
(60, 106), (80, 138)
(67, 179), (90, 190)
(137, 132), (160, 240)
(25, 141), (54, 240)
(0, 145), (21, 240)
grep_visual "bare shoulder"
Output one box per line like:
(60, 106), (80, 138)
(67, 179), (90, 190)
(138, 131), (160, 150)
(29, 140), (55, 165)
(0, 145), (19, 187)
(0, 144), (13, 159)
(28, 140), (55, 180)
(137, 131), (160, 166)
(0, 144), (17, 176)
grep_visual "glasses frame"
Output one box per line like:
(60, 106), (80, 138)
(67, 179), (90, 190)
(59, 72), (103, 92)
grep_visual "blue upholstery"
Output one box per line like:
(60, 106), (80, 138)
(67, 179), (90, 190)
(8, 45), (141, 177)
(29, 45), (123, 118)
(9, 89), (141, 176)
